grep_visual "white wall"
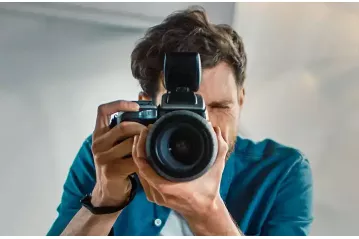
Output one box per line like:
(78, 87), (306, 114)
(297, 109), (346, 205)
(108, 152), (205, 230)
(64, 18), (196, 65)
(0, 10), (142, 236)
(0, 3), (234, 235)
(233, 2), (359, 236)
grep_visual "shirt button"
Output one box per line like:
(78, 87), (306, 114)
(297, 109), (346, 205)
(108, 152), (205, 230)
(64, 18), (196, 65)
(154, 218), (162, 227)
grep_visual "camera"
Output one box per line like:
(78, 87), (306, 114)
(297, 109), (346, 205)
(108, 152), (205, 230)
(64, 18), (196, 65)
(109, 52), (218, 182)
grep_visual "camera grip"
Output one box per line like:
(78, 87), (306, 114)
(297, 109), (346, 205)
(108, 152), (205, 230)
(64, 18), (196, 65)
(109, 112), (156, 129)
(108, 101), (157, 154)
(109, 100), (157, 129)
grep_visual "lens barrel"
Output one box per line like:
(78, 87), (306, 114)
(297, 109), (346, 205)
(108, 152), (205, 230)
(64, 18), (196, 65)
(146, 110), (218, 182)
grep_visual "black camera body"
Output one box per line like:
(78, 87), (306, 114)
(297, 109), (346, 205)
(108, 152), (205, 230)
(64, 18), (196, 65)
(109, 52), (218, 182)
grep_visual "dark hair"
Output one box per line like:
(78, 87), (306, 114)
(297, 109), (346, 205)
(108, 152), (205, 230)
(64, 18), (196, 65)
(131, 6), (247, 98)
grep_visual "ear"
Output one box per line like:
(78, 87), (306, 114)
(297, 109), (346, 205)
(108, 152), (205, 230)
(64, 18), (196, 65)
(138, 91), (152, 101)
(238, 87), (245, 108)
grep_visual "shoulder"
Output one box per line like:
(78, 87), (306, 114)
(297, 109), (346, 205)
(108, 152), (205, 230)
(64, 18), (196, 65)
(73, 134), (94, 165)
(66, 134), (96, 185)
(228, 136), (312, 192)
(226, 137), (313, 235)
(232, 135), (310, 171)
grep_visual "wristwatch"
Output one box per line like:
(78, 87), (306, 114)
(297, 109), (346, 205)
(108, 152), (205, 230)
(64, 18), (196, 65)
(80, 175), (137, 215)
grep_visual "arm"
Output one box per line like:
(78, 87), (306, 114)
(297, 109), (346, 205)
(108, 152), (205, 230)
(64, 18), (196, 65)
(59, 208), (120, 236)
(48, 100), (143, 236)
(59, 183), (131, 236)
(261, 157), (314, 236)
(184, 196), (243, 236)
(47, 137), (129, 236)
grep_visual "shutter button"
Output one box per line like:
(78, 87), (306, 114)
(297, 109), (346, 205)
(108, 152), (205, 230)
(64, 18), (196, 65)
(154, 218), (162, 227)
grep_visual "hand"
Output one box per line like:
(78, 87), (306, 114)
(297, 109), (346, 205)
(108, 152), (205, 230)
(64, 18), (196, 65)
(132, 126), (228, 220)
(90, 100), (147, 207)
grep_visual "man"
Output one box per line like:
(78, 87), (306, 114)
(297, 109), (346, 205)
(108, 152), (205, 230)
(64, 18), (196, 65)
(47, 7), (313, 236)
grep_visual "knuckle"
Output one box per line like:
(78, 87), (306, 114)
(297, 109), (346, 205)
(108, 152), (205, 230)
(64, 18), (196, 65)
(115, 123), (126, 135)
(119, 100), (129, 108)
(101, 165), (112, 177)
(97, 103), (106, 115)
(91, 144), (98, 154)
(94, 151), (107, 165)
(114, 100), (127, 110)
(91, 139), (102, 153)
(112, 123), (136, 140)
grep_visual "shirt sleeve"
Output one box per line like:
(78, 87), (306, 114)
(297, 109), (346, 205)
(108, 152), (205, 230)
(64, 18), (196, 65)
(47, 136), (96, 236)
(261, 156), (314, 236)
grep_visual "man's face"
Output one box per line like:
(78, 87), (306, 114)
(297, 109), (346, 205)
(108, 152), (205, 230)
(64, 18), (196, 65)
(142, 61), (245, 158)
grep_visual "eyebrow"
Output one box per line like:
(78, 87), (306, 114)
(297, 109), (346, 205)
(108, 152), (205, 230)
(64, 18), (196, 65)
(207, 100), (234, 107)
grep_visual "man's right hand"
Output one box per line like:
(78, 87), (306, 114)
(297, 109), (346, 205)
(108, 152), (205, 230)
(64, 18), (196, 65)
(90, 100), (146, 207)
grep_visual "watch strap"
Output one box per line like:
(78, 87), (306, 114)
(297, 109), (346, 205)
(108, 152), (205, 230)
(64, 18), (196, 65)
(81, 175), (137, 215)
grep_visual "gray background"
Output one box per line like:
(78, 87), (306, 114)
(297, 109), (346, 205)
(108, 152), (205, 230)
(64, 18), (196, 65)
(0, 2), (358, 235)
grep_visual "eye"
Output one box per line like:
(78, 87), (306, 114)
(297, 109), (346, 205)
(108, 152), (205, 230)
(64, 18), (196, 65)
(215, 105), (230, 109)
(208, 104), (231, 109)
(207, 101), (233, 110)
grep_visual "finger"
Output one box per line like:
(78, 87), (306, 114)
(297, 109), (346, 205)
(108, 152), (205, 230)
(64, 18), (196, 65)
(137, 175), (155, 202)
(94, 100), (139, 137)
(148, 181), (165, 205)
(109, 122), (146, 145)
(134, 159), (164, 188)
(94, 122), (147, 152)
(132, 135), (140, 173)
(132, 135), (139, 164)
(137, 128), (149, 159)
(132, 144), (163, 187)
(105, 158), (137, 178)
(138, 174), (165, 205)
(95, 137), (134, 164)
(133, 132), (168, 191)
(213, 126), (228, 168)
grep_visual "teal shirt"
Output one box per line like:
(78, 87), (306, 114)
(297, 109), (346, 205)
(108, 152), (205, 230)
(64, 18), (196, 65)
(47, 135), (313, 236)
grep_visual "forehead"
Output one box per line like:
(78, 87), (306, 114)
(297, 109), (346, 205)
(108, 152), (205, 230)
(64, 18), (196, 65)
(198, 62), (237, 102)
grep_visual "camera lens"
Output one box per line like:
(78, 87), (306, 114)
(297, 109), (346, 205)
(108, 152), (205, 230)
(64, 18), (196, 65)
(146, 110), (218, 182)
(168, 125), (204, 165)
